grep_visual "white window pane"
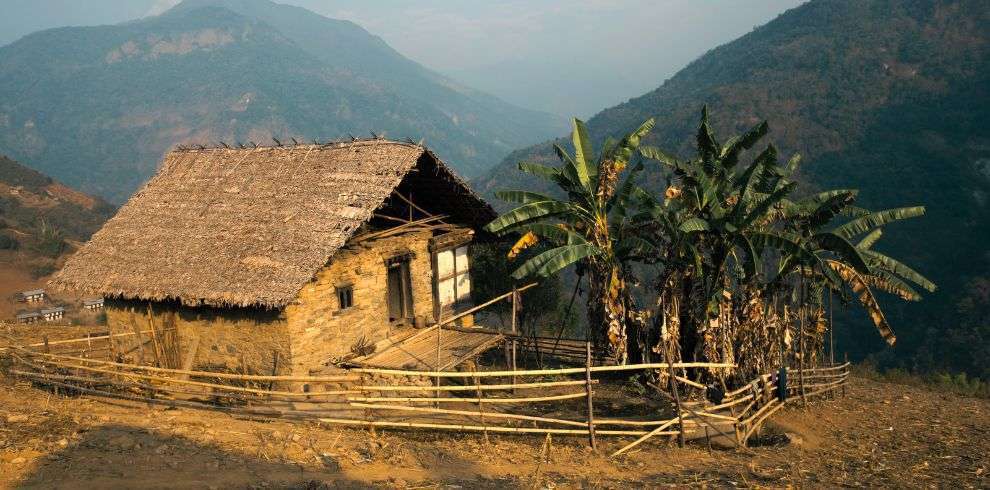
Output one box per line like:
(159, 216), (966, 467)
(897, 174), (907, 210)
(455, 246), (470, 273)
(439, 277), (456, 306)
(437, 250), (455, 277)
(456, 273), (471, 300)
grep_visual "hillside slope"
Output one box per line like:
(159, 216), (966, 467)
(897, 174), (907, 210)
(0, 155), (114, 317)
(0, 0), (565, 202)
(477, 0), (990, 376)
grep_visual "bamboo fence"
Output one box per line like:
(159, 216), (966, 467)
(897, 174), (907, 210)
(1, 334), (849, 452)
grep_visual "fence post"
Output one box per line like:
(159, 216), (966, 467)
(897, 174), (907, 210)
(435, 325), (443, 407)
(842, 353), (848, 398)
(584, 341), (597, 450)
(667, 355), (686, 448)
(799, 303), (807, 406)
(510, 287), (518, 393)
(473, 367), (489, 444)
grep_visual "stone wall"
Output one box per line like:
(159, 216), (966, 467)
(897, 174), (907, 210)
(104, 298), (291, 376)
(284, 229), (437, 377)
(101, 227), (476, 389)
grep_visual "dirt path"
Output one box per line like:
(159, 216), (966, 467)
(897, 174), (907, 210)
(0, 374), (986, 489)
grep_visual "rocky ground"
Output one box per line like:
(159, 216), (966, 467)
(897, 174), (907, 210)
(0, 367), (987, 489)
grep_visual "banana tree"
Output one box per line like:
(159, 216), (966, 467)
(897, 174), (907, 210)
(638, 107), (812, 366)
(485, 118), (657, 363)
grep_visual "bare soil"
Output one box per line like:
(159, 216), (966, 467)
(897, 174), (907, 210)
(0, 368), (986, 489)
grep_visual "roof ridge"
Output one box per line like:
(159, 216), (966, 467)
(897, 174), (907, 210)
(171, 137), (423, 153)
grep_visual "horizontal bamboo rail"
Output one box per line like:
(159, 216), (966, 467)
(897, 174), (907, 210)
(347, 392), (587, 404)
(316, 417), (674, 437)
(358, 379), (594, 392)
(13, 354), (351, 397)
(15, 361), (358, 398)
(14, 348), (360, 382)
(436, 282), (538, 328)
(723, 374), (772, 400)
(349, 402), (590, 427)
(593, 418), (681, 427)
(14, 369), (350, 404)
(351, 362), (735, 378)
(795, 362), (850, 373)
(705, 393), (754, 411)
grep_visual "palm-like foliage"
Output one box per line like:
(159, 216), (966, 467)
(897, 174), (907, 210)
(637, 107), (936, 376)
(487, 106), (935, 376)
(485, 118), (656, 362)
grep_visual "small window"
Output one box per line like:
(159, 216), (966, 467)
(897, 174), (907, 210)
(337, 285), (354, 310)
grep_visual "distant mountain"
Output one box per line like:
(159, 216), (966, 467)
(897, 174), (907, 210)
(0, 0), (566, 202)
(0, 155), (114, 315)
(477, 0), (990, 377)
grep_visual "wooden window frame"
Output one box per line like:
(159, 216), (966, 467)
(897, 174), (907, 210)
(432, 243), (471, 319)
(336, 285), (354, 311)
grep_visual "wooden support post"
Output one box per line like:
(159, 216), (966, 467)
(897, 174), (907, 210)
(131, 322), (147, 366)
(473, 368), (489, 444)
(108, 330), (118, 362)
(267, 351), (279, 392)
(799, 286), (807, 406)
(145, 304), (163, 368)
(510, 287), (518, 392)
(668, 356), (686, 448)
(842, 353), (848, 398)
(828, 289), (835, 400)
(435, 323), (442, 408)
(585, 341), (597, 450)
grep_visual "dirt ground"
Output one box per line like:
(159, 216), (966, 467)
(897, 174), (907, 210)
(0, 369), (986, 489)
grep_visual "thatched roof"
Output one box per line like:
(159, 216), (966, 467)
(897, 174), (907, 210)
(51, 139), (495, 308)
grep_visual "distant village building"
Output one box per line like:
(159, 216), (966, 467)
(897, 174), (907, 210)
(51, 140), (497, 384)
(16, 311), (41, 324)
(83, 298), (105, 310)
(41, 306), (65, 322)
(20, 289), (46, 303)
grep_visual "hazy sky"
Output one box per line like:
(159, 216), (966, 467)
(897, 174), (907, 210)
(1, 0), (806, 117)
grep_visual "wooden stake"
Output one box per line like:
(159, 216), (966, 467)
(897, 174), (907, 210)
(842, 353), (848, 398)
(268, 351), (279, 391)
(131, 320), (147, 366)
(585, 341), (597, 450)
(145, 304), (163, 367)
(473, 368), (489, 444)
(667, 352), (685, 448)
(799, 283), (807, 406)
(435, 323), (442, 408)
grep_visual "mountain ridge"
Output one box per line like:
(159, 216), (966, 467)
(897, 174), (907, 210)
(476, 0), (990, 378)
(0, 0), (566, 203)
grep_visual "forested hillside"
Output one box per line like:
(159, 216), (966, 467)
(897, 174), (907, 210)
(477, 0), (990, 380)
(0, 0), (565, 202)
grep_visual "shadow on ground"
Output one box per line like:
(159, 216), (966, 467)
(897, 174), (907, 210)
(16, 423), (389, 489)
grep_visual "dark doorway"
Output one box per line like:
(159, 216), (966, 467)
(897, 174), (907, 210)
(386, 258), (413, 324)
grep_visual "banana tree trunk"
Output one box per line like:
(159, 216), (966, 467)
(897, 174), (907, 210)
(586, 261), (629, 364)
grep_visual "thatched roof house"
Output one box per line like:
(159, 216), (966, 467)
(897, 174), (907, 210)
(52, 139), (497, 381)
